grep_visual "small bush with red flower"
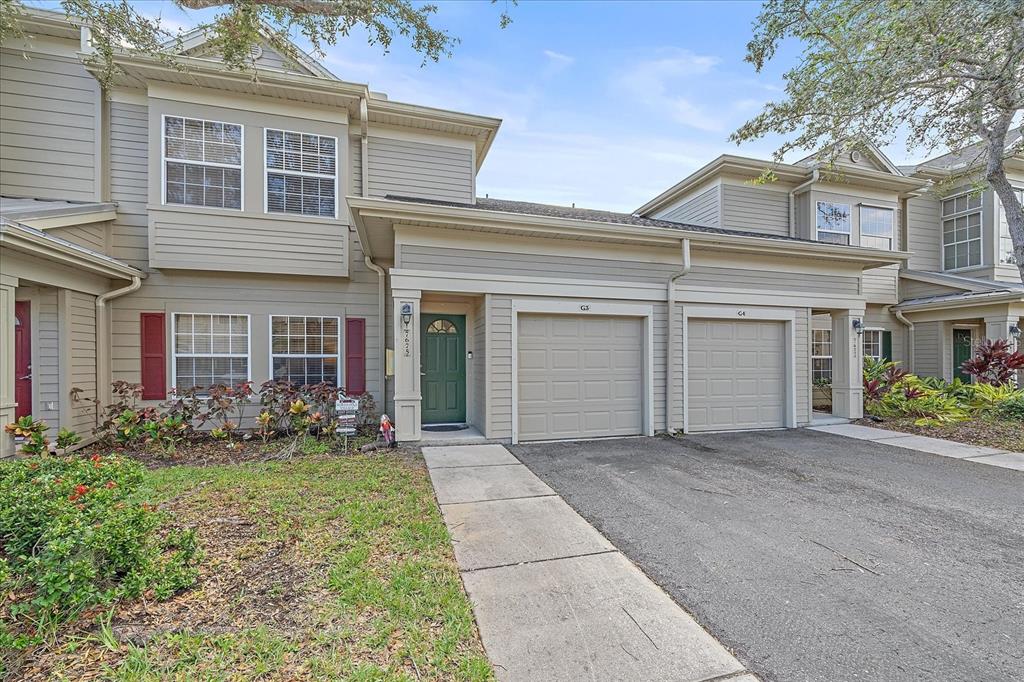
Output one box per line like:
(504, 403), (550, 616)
(0, 453), (199, 648)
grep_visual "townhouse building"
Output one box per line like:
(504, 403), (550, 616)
(1, 8), (1020, 455)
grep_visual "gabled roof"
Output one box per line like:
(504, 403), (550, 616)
(167, 24), (338, 80)
(0, 217), (143, 281)
(794, 139), (905, 176)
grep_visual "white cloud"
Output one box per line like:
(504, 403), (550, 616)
(542, 49), (575, 75)
(611, 48), (724, 132)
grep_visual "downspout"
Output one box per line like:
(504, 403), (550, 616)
(96, 276), (142, 406)
(666, 238), (691, 435)
(888, 305), (914, 372)
(788, 169), (819, 238)
(357, 95), (387, 405)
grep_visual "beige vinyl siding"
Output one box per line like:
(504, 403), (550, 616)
(677, 265), (860, 297)
(795, 308), (810, 426)
(49, 221), (108, 254)
(149, 208), (349, 277)
(659, 186), (720, 226)
(720, 184), (790, 236)
(366, 136), (473, 203)
(109, 101), (149, 268)
(108, 236), (388, 406)
(401, 245), (679, 284)
(65, 290), (98, 435)
(862, 266), (899, 304)
(899, 278), (966, 301)
(486, 296), (513, 438)
(0, 46), (99, 201)
(913, 321), (943, 378)
(864, 305), (906, 366)
(350, 138), (363, 197)
(472, 297), (486, 432)
(906, 193), (942, 271)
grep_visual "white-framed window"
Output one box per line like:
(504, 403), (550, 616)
(860, 206), (894, 250)
(172, 313), (250, 391)
(812, 329), (832, 382)
(941, 192), (982, 270)
(270, 315), (341, 386)
(816, 201), (852, 245)
(862, 329), (893, 362)
(163, 116), (243, 210)
(998, 188), (1023, 265)
(265, 129), (337, 218)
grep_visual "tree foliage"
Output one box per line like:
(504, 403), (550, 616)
(733, 0), (1024, 280)
(1, 0), (513, 79)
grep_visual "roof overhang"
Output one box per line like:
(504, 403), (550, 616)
(348, 195), (909, 269)
(636, 154), (929, 216)
(0, 219), (143, 281)
(88, 53), (501, 168)
(900, 269), (1008, 293)
(895, 290), (1024, 313)
(1, 201), (117, 229)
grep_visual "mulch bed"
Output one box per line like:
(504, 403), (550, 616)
(855, 417), (1024, 453)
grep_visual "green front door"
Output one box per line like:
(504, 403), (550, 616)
(421, 314), (466, 424)
(953, 328), (973, 382)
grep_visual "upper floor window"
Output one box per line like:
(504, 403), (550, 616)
(860, 206), (894, 250)
(816, 201), (851, 245)
(998, 188), (1022, 265)
(265, 129), (337, 218)
(164, 116), (242, 210)
(941, 192), (982, 270)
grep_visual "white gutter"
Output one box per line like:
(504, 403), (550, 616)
(788, 169), (818, 238)
(357, 96), (387, 405)
(888, 306), (915, 372)
(666, 238), (691, 435)
(96, 276), (142, 405)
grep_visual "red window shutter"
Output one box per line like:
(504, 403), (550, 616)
(345, 318), (366, 395)
(140, 313), (167, 400)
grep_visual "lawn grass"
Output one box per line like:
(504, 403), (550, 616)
(25, 451), (492, 681)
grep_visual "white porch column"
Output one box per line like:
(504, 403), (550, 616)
(392, 289), (422, 442)
(832, 309), (865, 419)
(1, 275), (18, 457)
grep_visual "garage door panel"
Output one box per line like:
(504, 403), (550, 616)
(518, 314), (644, 441)
(688, 318), (786, 432)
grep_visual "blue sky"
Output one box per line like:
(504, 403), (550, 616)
(64, 1), (924, 211)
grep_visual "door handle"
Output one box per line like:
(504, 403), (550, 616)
(18, 374), (31, 380)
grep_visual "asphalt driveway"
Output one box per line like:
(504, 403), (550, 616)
(510, 430), (1024, 682)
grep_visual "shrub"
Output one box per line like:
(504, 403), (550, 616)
(960, 338), (1024, 386)
(0, 454), (199, 645)
(966, 382), (1024, 416)
(55, 427), (82, 452)
(996, 395), (1024, 421)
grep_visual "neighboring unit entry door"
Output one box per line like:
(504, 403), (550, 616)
(421, 314), (466, 424)
(953, 328), (973, 383)
(14, 301), (31, 419)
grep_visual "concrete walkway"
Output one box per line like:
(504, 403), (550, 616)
(809, 423), (1024, 471)
(423, 443), (757, 682)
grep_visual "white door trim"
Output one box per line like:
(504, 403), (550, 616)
(510, 299), (655, 444)
(682, 305), (798, 433)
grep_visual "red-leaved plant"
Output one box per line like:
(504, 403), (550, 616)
(960, 339), (1024, 386)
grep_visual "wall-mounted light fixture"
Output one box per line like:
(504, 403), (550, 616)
(1010, 324), (1021, 339)
(400, 302), (413, 326)
(852, 319), (865, 336)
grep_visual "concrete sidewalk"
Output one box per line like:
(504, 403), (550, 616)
(808, 423), (1024, 471)
(423, 443), (756, 682)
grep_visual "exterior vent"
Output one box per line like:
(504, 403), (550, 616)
(249, 43), (264, 60)
(850, 150), (863, 163)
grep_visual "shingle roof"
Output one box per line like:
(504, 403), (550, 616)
(898, 287), (1024, 308)
(383, 195), (823, 244)
(913, 127), (1023, 172)
(0, 195), (116, 221)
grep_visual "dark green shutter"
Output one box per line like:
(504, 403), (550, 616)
(881, 331), (893, 362)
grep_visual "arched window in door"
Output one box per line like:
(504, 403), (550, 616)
(426, 319), (457, 334)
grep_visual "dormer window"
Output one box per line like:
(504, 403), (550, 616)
(942, 192), (982, 270)
(163, 116), (242, 210)
(860, 206), (894, 250)
(816, 201), (851, 245)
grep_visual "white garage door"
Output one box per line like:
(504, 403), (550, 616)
(517, 314), (644, 441)
(687, 319), (786, 432)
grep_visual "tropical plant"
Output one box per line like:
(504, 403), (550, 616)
(199, 382), (254, 441)
(996, 395), (1024, 421)
(960, 339), (1024, 386)
(258, 379), (300, 434)
(142, 415), (189, 454)
(55, 427), (82, 452)
(967, 383), (1024, 416)
(159, 386), (203, 436)
(4, 415), (49, 455)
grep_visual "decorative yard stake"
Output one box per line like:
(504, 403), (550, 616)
(379, 414), (396, 448)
